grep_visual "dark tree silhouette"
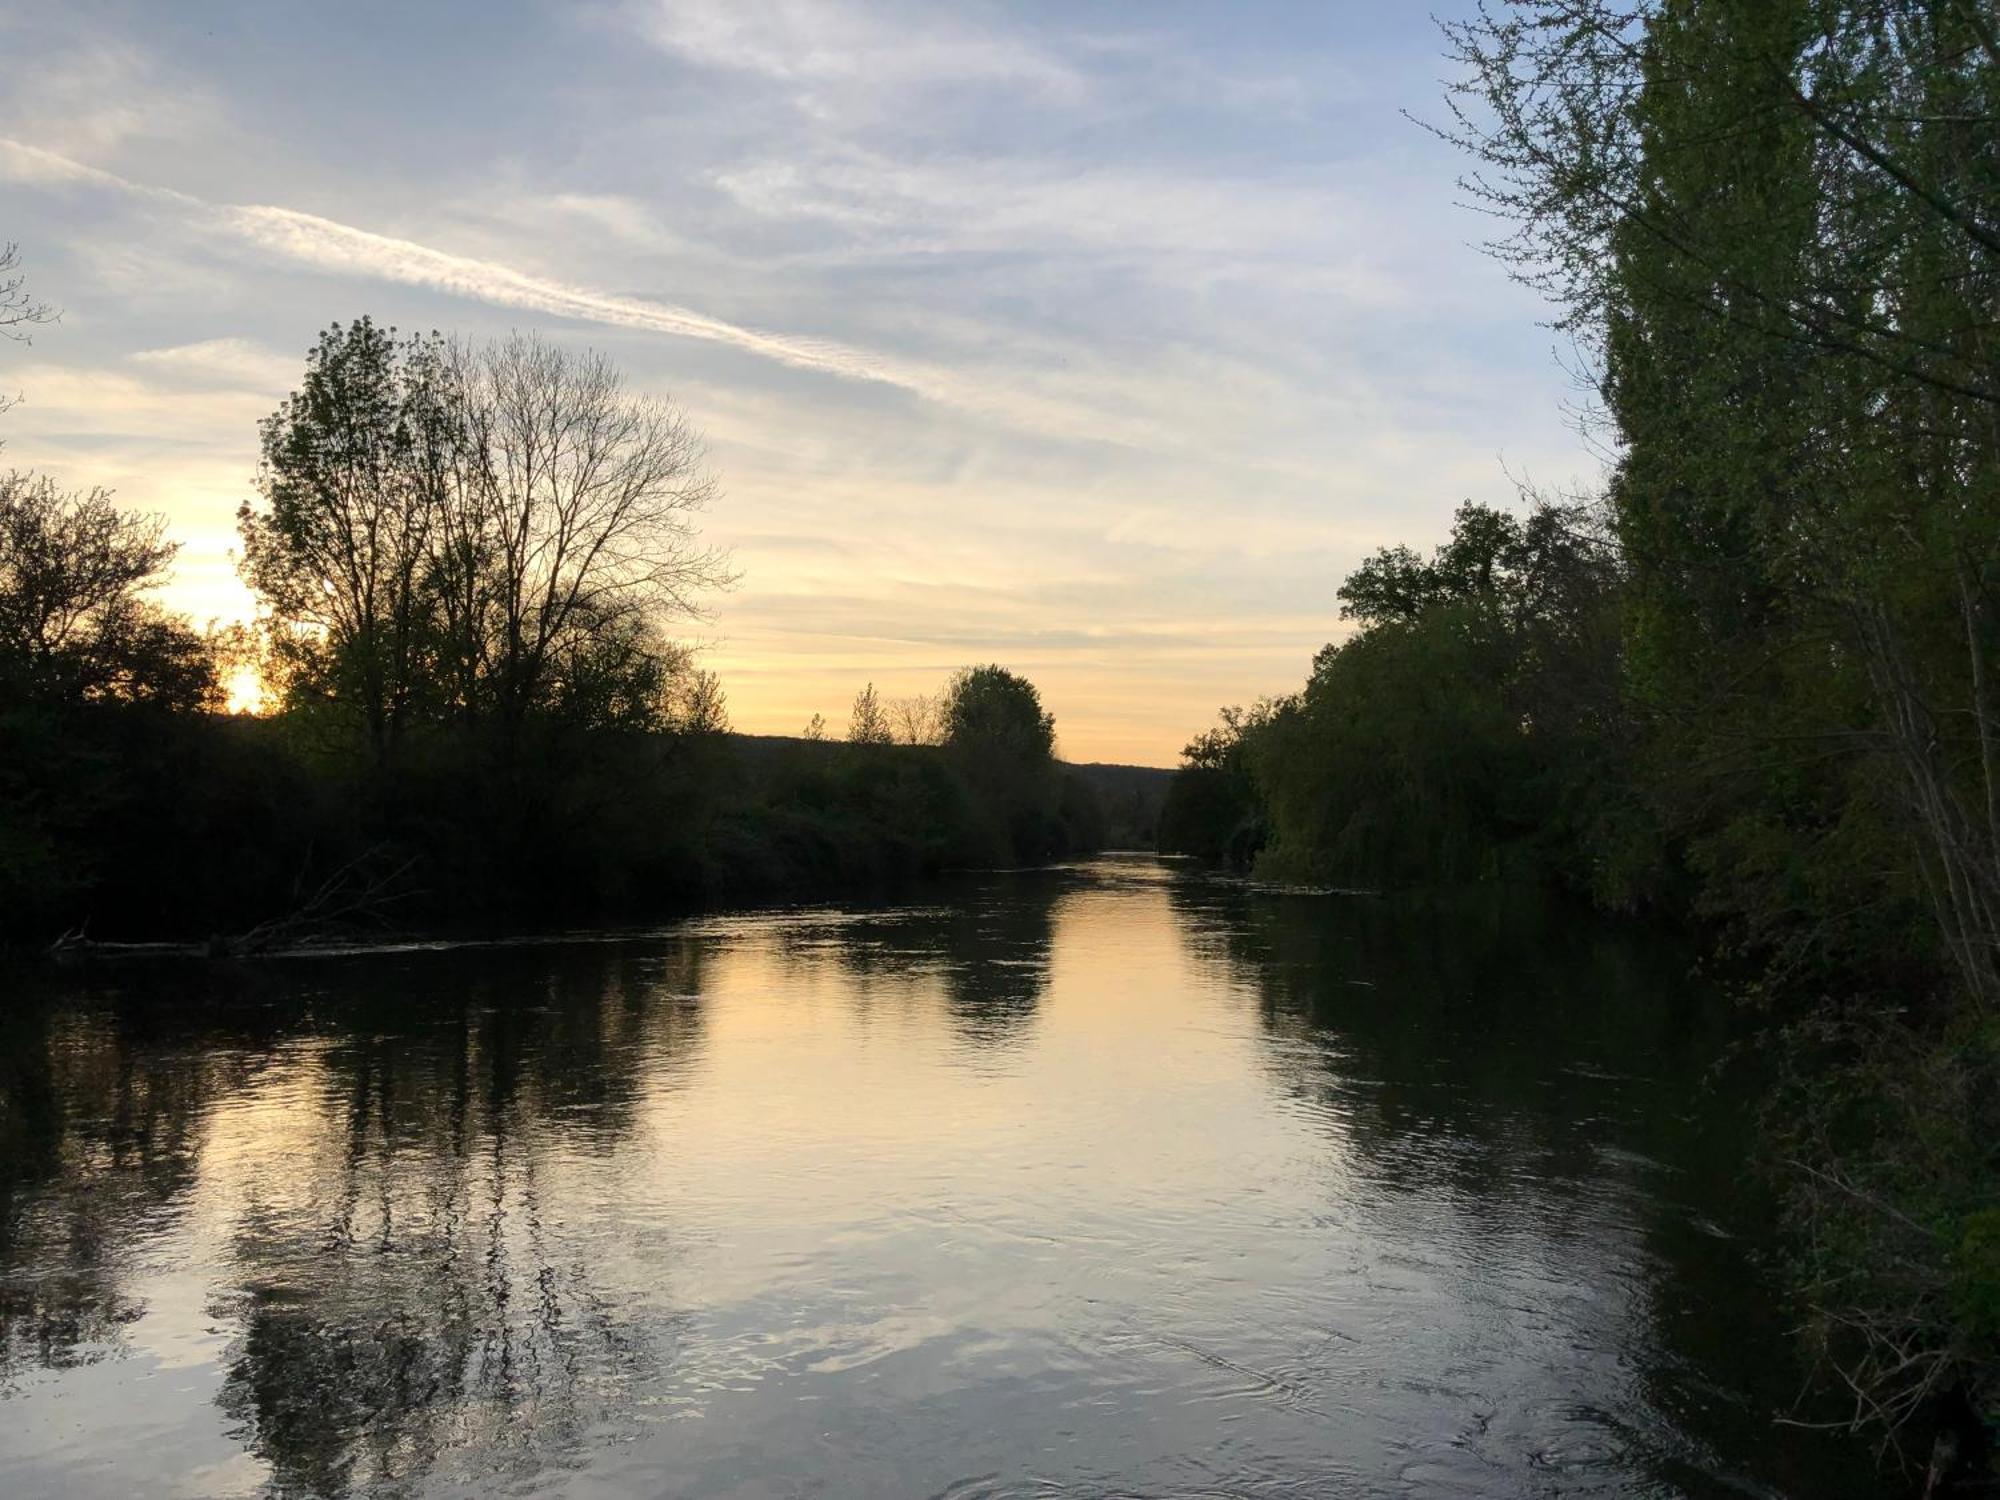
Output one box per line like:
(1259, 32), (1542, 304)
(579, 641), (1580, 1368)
(0, 473), (216, 710)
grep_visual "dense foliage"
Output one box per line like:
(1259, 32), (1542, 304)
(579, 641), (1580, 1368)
(1164, 498), (1656, 898)
(0, 473), (232, 933)
(1453, 1), (2000, 1464)
(941, 664), (1072, 861)
(1161, 0), (2000, 1473)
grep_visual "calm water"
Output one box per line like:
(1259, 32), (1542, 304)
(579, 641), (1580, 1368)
(0, 855), (1874, 1499)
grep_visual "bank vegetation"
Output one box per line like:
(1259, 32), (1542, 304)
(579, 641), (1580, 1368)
(1160, 1), (2000, 1482)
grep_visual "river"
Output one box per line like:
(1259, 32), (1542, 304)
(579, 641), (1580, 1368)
(0, 854), (1877, 1498)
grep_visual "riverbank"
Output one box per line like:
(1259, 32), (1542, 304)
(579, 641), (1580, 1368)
(1, 702), (1172, 951)
(1152, 495), (2000, 1490)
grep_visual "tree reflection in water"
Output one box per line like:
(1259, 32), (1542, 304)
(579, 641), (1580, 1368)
(1, 979), (256, 1380)
(0, 945), (708, 1496)
(929, 886), (1059, 1047)
(1162, 873), (1864, 1498)
(754, 872), (1064, 1052)
(0, 864), (1884, 1500)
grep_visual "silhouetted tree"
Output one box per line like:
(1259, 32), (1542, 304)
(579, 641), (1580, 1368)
(238, 318), (447, 759)
(891, 691), (942, 746)
(445, 334), (730, 737)
(0, 473), (216, 709)
(0, 241), (56, 420)
(847, 681), (891, 744)
(0, 243), (53, 343)
(673, 667), (729, 735)
(942, 665), (1061, 860)
(240, 323), (732, 750)
(943, 665), (1055, 761)
(1158, 701), (1280, 864)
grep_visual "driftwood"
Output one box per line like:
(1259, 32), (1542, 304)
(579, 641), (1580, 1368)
(43, 921), (193, 960)
(209, 846), (416, 957)
(47, 847), (416, 962)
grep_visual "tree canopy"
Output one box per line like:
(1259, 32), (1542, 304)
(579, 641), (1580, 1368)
(0, 473), (215, 711)
(240, 320), (730, 757)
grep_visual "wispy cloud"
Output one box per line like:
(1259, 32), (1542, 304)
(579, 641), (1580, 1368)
(1, 137), (1204, 447)
(0, 37), (216, 164)
(709, 146), (1404, 288)
(629, 0), (1085, 114)
(217, 200), (917, 389)
(0, 138), (939, 391)
(130, 337), (299, 392)
(0, 137), (144, 190)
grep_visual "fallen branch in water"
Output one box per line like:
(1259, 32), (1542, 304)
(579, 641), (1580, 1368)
(47, 847), (418, 961)
(208, 845), (418, 957)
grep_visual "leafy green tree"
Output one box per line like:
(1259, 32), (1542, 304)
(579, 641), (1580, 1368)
(1158, 702), (1278, 864)
(1254, 601), (1528, 887)
(1442, 0), (2000, 995)
(1224, 497), (1638, 895)
(1440, 0), (2000, 1445)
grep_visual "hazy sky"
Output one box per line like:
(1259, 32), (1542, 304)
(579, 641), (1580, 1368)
(0, 0), (1593, 764)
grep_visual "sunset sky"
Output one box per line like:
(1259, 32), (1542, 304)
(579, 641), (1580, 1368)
(0, 0), (1594, 765)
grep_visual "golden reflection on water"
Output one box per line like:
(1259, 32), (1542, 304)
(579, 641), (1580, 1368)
(0, 856), (1875, 1499)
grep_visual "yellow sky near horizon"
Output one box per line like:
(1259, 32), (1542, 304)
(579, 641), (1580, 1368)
(0, 2), (1597, 767)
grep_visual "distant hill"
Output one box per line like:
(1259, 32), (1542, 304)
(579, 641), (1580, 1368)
(721, 734), (1172, 851)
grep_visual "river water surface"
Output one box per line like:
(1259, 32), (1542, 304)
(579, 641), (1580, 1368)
(1, 855), (1876, 1498)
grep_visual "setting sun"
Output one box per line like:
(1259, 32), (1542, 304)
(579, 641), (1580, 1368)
(223, 666), (265, 716)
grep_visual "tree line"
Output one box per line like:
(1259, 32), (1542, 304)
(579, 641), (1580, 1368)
(0, 300), (1105, 944)
(1161, 0), (1998, 1479)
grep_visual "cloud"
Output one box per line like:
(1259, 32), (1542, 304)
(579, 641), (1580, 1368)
(214, 198), (1233, 447)
(4, 362), (270, 439)
(708, 148), (1386, 268)
(621, 0), (1325, 148)
(0, 136), (140, 190)
(0, 137), (950, 396)
(1, 137), (1198, 448)
(218, 199), (921, 383)
(629, 0), (1083, 103)
(130, 337), (299, 392)
(0, 38), (216, 165)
